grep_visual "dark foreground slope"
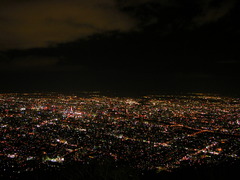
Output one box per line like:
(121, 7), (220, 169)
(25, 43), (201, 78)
(2, 159), (239, 180)
(142, 160), (240, 180)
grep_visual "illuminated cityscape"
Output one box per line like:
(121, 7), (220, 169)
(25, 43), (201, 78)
(0, 92), (239, 179)
(1, 1), (240, 179)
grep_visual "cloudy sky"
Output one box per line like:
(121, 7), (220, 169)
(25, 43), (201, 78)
(0, 0), (137, 50)
(0, 0), (237, 50)
(0, 0), (239, 95)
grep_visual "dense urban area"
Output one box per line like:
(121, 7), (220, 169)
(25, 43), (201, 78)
(0, 92), (240, 179)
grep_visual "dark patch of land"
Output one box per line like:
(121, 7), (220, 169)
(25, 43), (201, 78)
(1, 158), (239, 180)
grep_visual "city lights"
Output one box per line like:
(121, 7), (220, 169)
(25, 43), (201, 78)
(0, 92), (239, 178)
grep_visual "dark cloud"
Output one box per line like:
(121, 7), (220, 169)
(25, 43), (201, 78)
(217, 60), (240, 64)
(0, 56), (57, 71)
(0, 0), (239, 94)
(193, 0), (237, 26)
(0, 0), (238, 50)
(118, 0), (238, 31)
(0, 0), (136, 50)
(0, 55), (86, 72)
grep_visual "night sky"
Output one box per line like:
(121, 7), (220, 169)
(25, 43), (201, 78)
(0, 0), (240, 95)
